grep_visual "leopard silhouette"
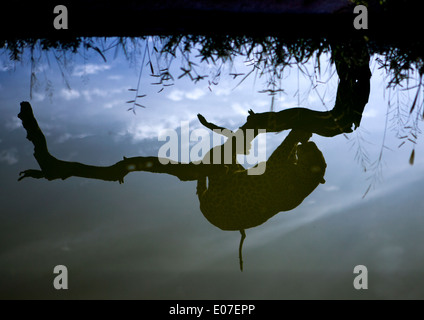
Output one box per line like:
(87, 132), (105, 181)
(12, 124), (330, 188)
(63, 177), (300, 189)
(196, 129), (326, 232)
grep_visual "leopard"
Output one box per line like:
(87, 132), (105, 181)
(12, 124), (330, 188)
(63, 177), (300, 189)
(196, 129), (327, 232)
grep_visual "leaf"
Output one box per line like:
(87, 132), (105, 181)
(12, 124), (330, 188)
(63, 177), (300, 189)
(178, 68), (191, 79)
(230, 73), (244, 79)
(409, 85), (420, 114)
(149, 61), (154, 75)
(92, 47), (107, 63)
(137, 95), (146, 98)
(85, 43), (107, 62)
(128, 89), (137, 91)
(126, 100), (135, 103)
(234, 68), (254, 89)
(409, 148), (415, 165)
(135, 103), (146, 108)
(362, 184), (372, 199)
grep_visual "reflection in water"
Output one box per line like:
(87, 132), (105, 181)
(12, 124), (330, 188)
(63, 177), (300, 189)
(198, 129), (326, 271)
(17, 40), (371, 270)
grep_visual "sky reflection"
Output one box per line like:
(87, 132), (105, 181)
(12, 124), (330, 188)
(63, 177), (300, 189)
(1, 42), (424, 299)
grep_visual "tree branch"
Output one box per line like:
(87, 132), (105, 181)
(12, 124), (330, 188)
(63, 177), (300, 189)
(198, 46), (371, 139)
(18, 101), (207, 183)
(18, 43), (371, 183)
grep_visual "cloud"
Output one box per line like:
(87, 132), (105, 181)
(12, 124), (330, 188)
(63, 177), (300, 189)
(55, 132), (92, 144)
(323, 185), (340, 192)
(231, 102), (249, 116)
(73, 64), (111, 77)
(81, 87), (126, 102)
(213, 86), (232, 97)
(60, 88), (81, 100)
(104, 99), (124, 109)
(363, 107), (378, 118)
(81, 88), (109, 101)
(121, 114), (199, 142)
(252, 99), (270, 109)
(307, 94), (320, 104)
(107, 75), (123, 81)
(185, 88), (206, 100)
(4, 117), (22, 130)
(32, 64), (48, 74)
(32, 92), (46, 102)
(0, 64), (13, 72)
(0, 148), (18, 165)
(167, 88), (206, 101)
(124, 120), (178, 141)
(60, 86), (127, 102)
(167, 90), (185, 102)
